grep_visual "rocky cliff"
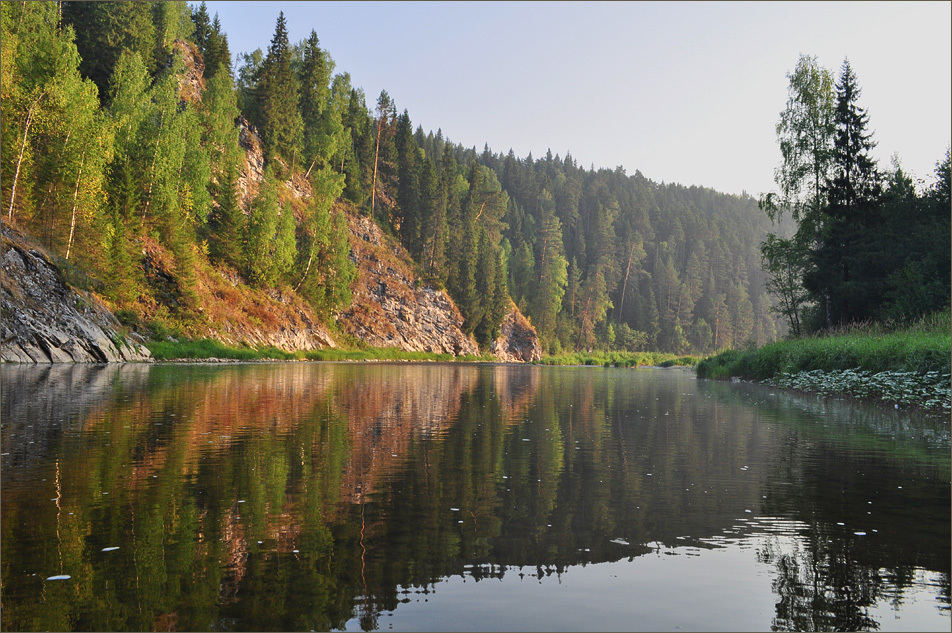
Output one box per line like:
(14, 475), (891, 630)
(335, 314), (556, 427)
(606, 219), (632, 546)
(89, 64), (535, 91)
(491, 306), (543, 362)
(336, 214), (480, 356)
(334, 213), (541, 360)
(1, 226), (152, 363)
(2, 65), (539, 362)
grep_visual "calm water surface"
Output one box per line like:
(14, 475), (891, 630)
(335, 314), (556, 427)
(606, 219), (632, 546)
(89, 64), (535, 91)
(1, 363), (949, 631)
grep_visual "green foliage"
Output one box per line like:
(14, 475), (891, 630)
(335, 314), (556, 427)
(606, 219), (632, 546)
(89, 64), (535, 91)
(761, 57), (949, 334)
(295, 169), (355, 316)
(256, 12), (303, 165)
(63, 1), (158, 102)
(18, 5), (927, 362)
(697, 309), (952, 381)
(536, 350), (696, 368)
(298, 29), (345, 174)
(243, 169), (295, 287)
(192, 5), (231, 80)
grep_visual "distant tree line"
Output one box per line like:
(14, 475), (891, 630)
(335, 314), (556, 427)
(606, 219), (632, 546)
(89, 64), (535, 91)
(761, 54), (950, 335)
(3, 2), (802, 353)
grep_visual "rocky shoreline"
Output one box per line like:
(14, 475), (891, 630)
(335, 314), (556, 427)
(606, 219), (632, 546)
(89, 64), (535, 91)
(1, 226), (152, 363)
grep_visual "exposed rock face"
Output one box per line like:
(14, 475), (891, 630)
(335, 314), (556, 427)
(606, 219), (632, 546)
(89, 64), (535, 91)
(336, 214), (480, 356)
(171, 39), (204, 104)
(237, 116), (265, 211)
(199, 285), (338, 352)
(491, 306), (543, 362)
(1, 227), (152, 363)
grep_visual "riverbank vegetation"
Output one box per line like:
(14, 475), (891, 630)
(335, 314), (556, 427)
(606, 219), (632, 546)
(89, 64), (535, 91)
(697, 310), (950, 379)
(696, 55), (950, 412)
(145, 335), (697, 368)
(535, 351), (696, 368)
(758, 55), (949, 335)
(146, 336), (489, 362)
(696, 311), (951, 412)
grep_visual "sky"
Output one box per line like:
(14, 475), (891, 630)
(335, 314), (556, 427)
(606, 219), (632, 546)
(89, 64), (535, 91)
(204, 1), (951, 197)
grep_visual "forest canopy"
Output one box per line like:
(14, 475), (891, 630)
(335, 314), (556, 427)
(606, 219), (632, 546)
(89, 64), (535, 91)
(3, 2), (945, 355)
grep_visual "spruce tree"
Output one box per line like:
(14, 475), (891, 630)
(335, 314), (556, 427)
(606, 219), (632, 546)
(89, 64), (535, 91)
(257, 12), (302, 166)
(395, 109), (421, 255)
(806, 59), (882, 326)
(62, 1), (157, 104)
(203, 16), (232, 79)
(298, 30), (338, 173)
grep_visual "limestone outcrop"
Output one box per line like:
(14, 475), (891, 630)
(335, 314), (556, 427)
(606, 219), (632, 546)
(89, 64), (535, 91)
(491, 306), (543, 362)
(1, 227), (152, 363)
(336, 214), (480, 356)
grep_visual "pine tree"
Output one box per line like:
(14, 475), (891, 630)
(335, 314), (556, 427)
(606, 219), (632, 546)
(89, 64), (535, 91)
(532, 190), (568, 343)
(418, 157), (446, 281)
(395, 109), (421, 254)
(257, 12), (302, 166)
(806, 59), (882, 326)
(62, 1), (157, 103)
(203, 16), (232, 80)
(370, 90), (396, 221)
(452, 161), (483, 332)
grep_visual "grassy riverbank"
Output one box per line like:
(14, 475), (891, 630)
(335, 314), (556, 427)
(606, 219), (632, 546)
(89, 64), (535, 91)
(697, 311), (950, 379)
(145, 336), (698, 368)
(145, 337), (489, 362)
(696, 310), (951, 413)
(535, 351), (697, 368)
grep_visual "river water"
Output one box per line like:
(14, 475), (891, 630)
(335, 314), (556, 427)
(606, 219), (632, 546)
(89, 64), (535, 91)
(1, 363), (949, 631)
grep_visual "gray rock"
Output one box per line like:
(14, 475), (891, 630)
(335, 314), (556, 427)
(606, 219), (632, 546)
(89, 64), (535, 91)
(491, 306), (543, 363)
(1, 227), (152, 364)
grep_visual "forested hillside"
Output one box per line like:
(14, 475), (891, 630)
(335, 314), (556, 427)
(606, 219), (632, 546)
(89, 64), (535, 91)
(2, 1), (790, 355)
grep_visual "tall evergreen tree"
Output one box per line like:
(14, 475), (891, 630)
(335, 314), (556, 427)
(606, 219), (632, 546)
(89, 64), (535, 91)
(418, 156), (446, 281)
(395, 109), (421, 253)
(298, 30), (341, 175)
(805, 59), (882, 326)
(203, 16), (232, 79)
(62, 1), (157, 104)
(257, 12), (303, 166)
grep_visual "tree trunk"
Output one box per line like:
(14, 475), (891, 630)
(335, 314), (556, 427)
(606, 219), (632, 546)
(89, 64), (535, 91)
(714, 305), (720, 350)
(142, 108), (167, 224)
(65, 150), (87, 260)
(617, 241), (637, 322)
(7, 91), (47, 222)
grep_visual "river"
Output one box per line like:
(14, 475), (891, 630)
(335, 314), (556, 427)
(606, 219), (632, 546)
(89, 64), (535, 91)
(1, 363), (949, 631)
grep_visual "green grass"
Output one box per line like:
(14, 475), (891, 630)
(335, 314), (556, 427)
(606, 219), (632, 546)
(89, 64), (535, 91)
(535, 350), (697, 368)
(696, 310), (951, 380)
(145, 337), (492, 362)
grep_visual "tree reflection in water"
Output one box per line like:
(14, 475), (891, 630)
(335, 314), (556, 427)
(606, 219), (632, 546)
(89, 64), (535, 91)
(1, 364), (948, 631)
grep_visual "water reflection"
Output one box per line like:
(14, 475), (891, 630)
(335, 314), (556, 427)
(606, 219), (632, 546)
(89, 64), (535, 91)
(1, 364), (948, 631)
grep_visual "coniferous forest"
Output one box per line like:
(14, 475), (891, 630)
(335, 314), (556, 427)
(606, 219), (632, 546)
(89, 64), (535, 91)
(2, 2), (948, 357)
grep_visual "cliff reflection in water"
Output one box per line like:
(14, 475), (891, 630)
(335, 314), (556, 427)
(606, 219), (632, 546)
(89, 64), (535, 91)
(1, 364), (948, 632)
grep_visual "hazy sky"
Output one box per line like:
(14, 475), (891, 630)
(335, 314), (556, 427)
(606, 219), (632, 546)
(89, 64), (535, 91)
(205, 1), (951, 197)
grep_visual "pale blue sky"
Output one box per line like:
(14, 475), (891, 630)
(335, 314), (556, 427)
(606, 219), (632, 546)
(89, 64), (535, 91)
(205, 1), (951, 197)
